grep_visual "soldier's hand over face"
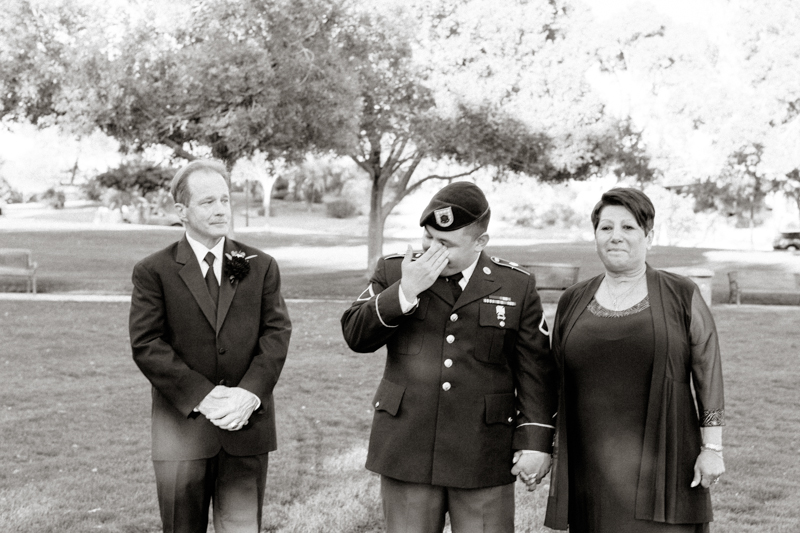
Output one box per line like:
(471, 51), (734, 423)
(400, 243), (449, 300)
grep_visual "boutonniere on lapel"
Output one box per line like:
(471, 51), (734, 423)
(223, 251), (257, 285)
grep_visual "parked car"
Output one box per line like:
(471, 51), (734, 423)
(773, 231), (800, 251)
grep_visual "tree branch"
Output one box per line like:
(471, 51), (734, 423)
(350, 154), (372, 174)
(162, 138), (198, 161)
(394, 151), (424, 193)
(400, 166), (483, 200)
(386, 137), (410, 175)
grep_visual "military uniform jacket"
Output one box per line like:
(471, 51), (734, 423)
(341, 251), (558, 489)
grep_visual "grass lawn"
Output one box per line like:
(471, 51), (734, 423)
(1, 300), (798, 532)
(1, 228), (798, 303)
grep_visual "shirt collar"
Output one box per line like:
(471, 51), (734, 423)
(185, 233), (225, 266)
(459, 255), (481, 287)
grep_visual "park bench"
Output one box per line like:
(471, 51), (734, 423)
(727, 270), (800, 306)
(0, 249), (38, 293)
(523, 263), (580, 291)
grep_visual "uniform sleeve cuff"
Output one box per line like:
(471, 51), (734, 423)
(513, 424), (555, 453)
(375, 281), (407, 327)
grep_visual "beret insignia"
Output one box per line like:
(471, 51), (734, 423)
(434, 207), (454, 228)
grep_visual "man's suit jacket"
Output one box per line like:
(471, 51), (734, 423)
(340, 251), (558, 489)
(130, 236), (291, 460)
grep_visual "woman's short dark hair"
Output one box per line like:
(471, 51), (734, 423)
(170, 159), (230, 206)
(590, 188), (655, 234)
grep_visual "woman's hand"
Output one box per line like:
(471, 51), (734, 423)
(691, 449), (725, 488)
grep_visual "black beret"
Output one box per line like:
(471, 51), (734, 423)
(420, 182), (490, 231)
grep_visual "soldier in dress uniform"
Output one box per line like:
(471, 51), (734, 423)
(341, 182), (558, 533)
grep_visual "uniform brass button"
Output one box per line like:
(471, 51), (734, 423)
(442, 382), (451, 391)
(499, 321), (505, 327)
(218, 348), (226, 354)
(375, 401), (380, 408)
(508, 417), (514, 423)
(450, 313), (458, 322)
(446, 335), (455, 344)
(444, 359), (453, 368)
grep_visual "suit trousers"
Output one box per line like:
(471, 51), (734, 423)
(153, 449), (269, 533)
(380, 476), (515, 533)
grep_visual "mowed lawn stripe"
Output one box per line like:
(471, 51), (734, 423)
(0, 301), (797, 532)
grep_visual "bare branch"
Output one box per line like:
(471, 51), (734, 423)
(385, 137), (410, 175)
(381, 153), (425, 216)
(393, 152), (424, 194)
(399, 166), (484, 202)
(162, 138), (198, 161)
(350, 154), (372, 175)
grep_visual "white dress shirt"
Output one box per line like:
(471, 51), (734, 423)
(185, 233), (262, 414)
(185, 233), (225, 284)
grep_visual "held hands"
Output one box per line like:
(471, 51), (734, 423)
(691, 449), (725, 488)
(511, 450), (552, 492)
(399, 243), (449, 301)
(195, 385), (260, 432)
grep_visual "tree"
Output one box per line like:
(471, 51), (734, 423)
(1, 0), (362, 201)
(692, 144), (770, 233)
(340, 0), (640, 271)
(94, 160), (176, 196)
(769, 169), (800, 226)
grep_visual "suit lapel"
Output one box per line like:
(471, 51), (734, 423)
(453, 253), (499, 312)
(176, 236), (217, 330)
(215, 239), (239, 334)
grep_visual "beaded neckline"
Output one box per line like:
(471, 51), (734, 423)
(588, 295), (650, 318)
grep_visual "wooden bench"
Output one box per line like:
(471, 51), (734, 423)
(0, 249), (38, 293)
(728, 271), (800, 305)
(523, 263), (580, 291)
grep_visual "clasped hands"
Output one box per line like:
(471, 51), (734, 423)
(194, 385), (259, 432)
(511, 450), (552, 492)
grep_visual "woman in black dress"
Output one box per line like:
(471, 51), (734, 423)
(540, 188), (726, 532)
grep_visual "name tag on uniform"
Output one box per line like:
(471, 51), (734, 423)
(483, 296), (516, 307)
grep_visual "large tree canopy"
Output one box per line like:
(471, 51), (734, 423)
(586, 0), (800, 222)
(1, 0), (362, 164)
(2, 0), (662, 270)
(339, 0), (650, 270)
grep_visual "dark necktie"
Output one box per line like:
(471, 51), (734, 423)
(204, 252), (219, 308)
(447, 272), (464, 301)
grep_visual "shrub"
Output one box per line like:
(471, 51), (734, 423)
(326, 198), (358, 219)
(41, 187), (66, 209)
(95, 160), (177, 196)
(81, 178), (105, 201)
(0, 176), (23, 203)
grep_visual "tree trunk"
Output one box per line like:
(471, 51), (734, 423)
(367, 178), (385, 275)
(794, 194), (800, 226)
(257, 175), (277, 220)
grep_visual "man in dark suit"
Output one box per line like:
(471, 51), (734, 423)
(129, 159), (291, 533)
(341, 182), (558, 533)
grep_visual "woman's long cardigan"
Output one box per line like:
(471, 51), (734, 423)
(544, 266), (725, 530)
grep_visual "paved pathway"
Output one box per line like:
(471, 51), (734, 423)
(0, 293), (354, 304)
